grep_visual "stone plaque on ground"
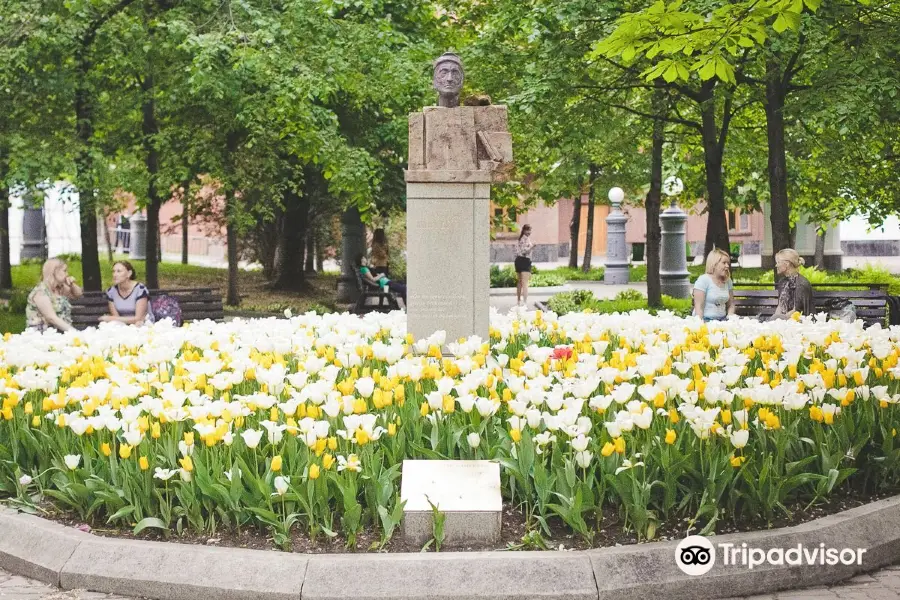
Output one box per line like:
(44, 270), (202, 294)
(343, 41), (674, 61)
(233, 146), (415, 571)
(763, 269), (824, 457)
(400, 460), (502, 547)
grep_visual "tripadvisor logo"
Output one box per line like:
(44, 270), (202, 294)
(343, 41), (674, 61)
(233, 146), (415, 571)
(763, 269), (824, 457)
(675, 536), (869, 576)
(675, 535), (716, 576)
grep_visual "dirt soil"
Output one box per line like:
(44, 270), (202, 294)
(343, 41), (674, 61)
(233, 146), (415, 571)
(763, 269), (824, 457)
(31, 487), (898, 554)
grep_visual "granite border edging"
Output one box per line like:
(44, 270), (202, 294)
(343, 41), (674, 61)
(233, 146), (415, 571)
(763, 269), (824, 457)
(0, 495), (898, 599)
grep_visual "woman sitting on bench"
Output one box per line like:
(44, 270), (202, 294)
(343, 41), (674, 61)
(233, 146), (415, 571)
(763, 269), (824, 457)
(357, 255), (406, 305)
(769, 248), (813, 320)
(101, 260), (153, 325)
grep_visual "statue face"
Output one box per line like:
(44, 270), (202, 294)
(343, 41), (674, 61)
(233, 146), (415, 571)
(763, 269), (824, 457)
(433, 62), (463, 95)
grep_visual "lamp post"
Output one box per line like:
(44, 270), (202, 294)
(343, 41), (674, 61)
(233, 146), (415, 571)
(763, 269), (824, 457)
(659, 177), (691, 298)
(604, 186), (629, 284)
(130, 212), (148, 260)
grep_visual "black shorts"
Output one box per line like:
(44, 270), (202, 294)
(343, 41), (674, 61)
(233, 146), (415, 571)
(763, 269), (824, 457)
(514, 257), (532, 273)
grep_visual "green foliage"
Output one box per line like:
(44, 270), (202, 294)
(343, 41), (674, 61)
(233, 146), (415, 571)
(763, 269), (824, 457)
(615, 289), (645, 302)
(490, 265), (518, 288)
(0, 310), (26, 334)
(547, 290), (692, 317)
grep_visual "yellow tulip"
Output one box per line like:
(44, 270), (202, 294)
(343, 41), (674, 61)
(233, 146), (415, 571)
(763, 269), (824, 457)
(600, 442), (615, 457)
(119, 444), (133, 459)
(309, 464), (321, 480)
(179, 456), (194, 472)
(730, 455), (746, 467)
(183, 432), (194, 446)
(271, 455), (283, 472)
(101, 443), (112, 457)
(510, 428), (522, 443)
(614, 437), (626, 455)
(665, 429), (677, 445)
(139, 456), (150, 471)
(323, 454), (335, 470)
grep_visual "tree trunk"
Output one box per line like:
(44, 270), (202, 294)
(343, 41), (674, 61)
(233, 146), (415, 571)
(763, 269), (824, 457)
(271, 186), (309, 290)
(315, 225), (325, 272)
(142, 64), (162, 289)
(224, 132), (241, 307)
(568, 191), (582, 269)
(765, 58), (792, 260)
(304, 218), (315, 273)
(699, 97), (730, 258)
(181, 179), (191, 265)
(646, 87), (666, 308)
(74, 52), (103, 291)
(582, 165), (598, 272)
(0, 151), (12, 290)
(814, 227), (826, 269)
(103, 214), (114, 263)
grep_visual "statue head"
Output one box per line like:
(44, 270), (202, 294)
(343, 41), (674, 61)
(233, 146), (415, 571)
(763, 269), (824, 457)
(433, 52), (464, 108)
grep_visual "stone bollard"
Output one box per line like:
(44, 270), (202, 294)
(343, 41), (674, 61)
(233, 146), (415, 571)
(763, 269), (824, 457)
(659, 200), (691, 298)
(129, 212), (148, 260)
(604, 187), (629, 284)
(20, 207), (47, 261)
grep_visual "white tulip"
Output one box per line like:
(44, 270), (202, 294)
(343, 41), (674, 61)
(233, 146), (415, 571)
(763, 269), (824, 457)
(467, 432), (481, 449)
(575, 450), (593, 469)
(64, 454), (81, 471)
(570, 435), (591, 453)
(18, 474), (33, 486)
(730, 429), (750, 449)
(273, 475), (290, 496)
(241, 429), (263, 449)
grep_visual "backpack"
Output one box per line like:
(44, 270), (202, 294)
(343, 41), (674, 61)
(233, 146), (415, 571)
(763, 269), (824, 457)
(821, 297), (856, 323)
(149, 294), (183, 326)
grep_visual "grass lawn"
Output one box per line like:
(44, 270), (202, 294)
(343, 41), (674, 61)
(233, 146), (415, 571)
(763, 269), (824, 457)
(1, 258), (340, 334)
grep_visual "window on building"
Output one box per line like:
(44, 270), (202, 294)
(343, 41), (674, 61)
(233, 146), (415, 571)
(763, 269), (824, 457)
(727, 208), (751, 233)
(491, 203), (518, 235)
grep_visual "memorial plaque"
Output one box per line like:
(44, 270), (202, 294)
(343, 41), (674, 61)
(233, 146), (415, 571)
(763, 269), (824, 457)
(401, 460), (502, 546)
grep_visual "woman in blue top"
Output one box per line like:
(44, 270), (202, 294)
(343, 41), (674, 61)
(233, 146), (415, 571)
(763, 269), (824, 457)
(693, 248), (734, 321)
(101, 260), (153, 325)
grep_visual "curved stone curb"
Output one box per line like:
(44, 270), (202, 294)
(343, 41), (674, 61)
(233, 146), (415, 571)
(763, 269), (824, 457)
(2, 495), (900, 600)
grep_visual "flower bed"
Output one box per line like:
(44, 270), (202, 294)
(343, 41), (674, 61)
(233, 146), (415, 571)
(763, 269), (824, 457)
(1, 311), (900, 550)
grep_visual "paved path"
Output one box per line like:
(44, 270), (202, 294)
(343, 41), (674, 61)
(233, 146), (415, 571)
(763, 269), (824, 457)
(0, 570), (136, 600)
(3, 564), (900, 600)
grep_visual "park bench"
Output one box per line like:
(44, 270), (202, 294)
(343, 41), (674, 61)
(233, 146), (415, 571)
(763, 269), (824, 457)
(732, 283), (890, 327)
(70, 287), (224, 329)
(352, 270), (400, 314)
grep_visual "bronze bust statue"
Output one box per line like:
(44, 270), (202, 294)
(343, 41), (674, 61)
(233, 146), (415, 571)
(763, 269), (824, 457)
(433, 52), (464, 109)
(408, 52), (514, 181)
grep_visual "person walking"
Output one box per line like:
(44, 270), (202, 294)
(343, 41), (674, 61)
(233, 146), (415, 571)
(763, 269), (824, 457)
(515, 224), (534, 308)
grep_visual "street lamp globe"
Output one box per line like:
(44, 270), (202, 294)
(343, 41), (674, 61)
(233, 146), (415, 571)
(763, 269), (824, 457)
(663, 176), (684, 197)
(608, 187), (625, 204)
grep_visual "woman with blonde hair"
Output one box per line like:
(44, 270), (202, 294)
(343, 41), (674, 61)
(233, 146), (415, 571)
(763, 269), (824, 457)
(25, 258), (83, 332)
(769, 248), (813, 319)
(693, 248), (734, 321)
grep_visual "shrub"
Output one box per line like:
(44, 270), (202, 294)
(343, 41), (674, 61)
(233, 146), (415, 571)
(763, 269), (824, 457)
(531, 272), (566, 287)
(546, 290), (692, 317)
(490, 265), (517, 288)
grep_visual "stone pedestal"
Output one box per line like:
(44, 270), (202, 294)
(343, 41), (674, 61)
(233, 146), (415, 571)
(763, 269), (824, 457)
(406, 171), (490, 344)
(400, 460), (501, 547)
(659, 201), (691, 298)
(337, 207), (365, 304)
(604, 194), (629, 285)
(129, 213), (147, 260)
(20, 207), (47, 261)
